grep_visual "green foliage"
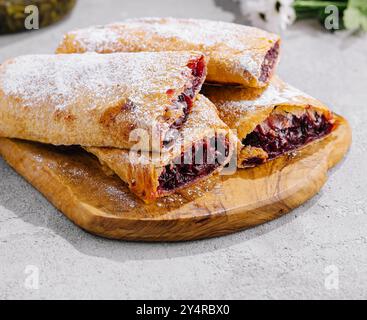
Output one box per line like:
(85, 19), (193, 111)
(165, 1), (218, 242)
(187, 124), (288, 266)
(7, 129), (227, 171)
(344, 0), (367, 31)
(293, 0), (367, 31)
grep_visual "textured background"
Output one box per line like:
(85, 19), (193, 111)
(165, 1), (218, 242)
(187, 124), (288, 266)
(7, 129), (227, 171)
(0, 0), (366, 299)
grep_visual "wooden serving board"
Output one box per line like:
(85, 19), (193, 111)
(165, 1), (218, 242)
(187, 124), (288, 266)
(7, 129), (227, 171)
(0, 115), (351, 241)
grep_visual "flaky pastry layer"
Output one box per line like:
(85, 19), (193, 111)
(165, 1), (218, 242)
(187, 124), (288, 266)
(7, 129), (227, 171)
(56, 18), (280, 88)
(203, 77), (336, 168)
(0, 51), (207, 149)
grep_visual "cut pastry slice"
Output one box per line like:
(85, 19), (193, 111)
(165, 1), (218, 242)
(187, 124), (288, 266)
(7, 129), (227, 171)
(86, 95), (236, 203)
(56, 17), (280, 88)
(0, 51), (207, 149)
(202, 77), (336, 168)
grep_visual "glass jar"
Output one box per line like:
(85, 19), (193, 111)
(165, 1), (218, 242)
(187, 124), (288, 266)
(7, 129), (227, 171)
(0, 0), (77, 34)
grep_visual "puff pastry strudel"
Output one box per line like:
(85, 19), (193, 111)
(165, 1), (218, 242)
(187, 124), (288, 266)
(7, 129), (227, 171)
(0, 51), (207, 149)
(202, 77), (336, 168)
(86, 95), (236, 203)
(56, 18), (280, 88)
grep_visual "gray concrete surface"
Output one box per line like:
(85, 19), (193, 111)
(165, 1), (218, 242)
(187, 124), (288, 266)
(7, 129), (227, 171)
(0, 0), (366, 300)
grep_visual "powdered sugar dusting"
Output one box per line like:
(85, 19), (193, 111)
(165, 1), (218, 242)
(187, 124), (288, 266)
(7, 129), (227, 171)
(0, 52), (196, 113)
(217, 80), (315, 113)
(181, 95), (224, 132)
(62, 17), (279, 61)
(57, 18), (280, 87)
(67, 25), (122, 52)
(237, 51), (263, 79)
(119, 18), (278, 51)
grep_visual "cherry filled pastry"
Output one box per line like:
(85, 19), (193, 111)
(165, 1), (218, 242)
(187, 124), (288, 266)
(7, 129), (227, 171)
(202, 76), (336, 168)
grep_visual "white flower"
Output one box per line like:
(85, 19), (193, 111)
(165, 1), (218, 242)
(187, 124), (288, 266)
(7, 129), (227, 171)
(237, 0), (296, 33)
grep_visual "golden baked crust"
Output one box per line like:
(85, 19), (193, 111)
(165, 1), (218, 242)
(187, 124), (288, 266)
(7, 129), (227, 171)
(86, 95), (236, 203)
(56, 17), (280, 88)
(203, 77), (335, 168)
(0, 51), (207, 149)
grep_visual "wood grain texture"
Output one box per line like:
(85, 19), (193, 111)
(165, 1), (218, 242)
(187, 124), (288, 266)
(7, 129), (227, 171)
(0, 115), (351, 241)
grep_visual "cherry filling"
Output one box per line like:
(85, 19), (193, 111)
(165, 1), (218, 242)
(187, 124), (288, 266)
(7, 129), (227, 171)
(158, 135), (229, 192)
(259, 41), (280, 83)
(187, 55), (207, 92)
(241, 110), (334, 166)
(164, 56), (206, 145)
(170, 56), (206, 128)
(168, 93), (192, 132)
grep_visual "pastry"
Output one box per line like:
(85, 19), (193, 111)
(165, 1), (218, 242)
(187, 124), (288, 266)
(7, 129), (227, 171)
(202, 77), (336, 168)
(56, 17), (280, 88)
(0, 51), (207, 149)
(86, 95), (236, 202)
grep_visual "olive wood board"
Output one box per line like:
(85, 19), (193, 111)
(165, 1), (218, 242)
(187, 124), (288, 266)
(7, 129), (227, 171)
(0, 115), (351, 241)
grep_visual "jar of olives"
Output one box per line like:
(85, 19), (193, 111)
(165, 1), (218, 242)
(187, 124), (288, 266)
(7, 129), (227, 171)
(0, 0), (77, 34)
